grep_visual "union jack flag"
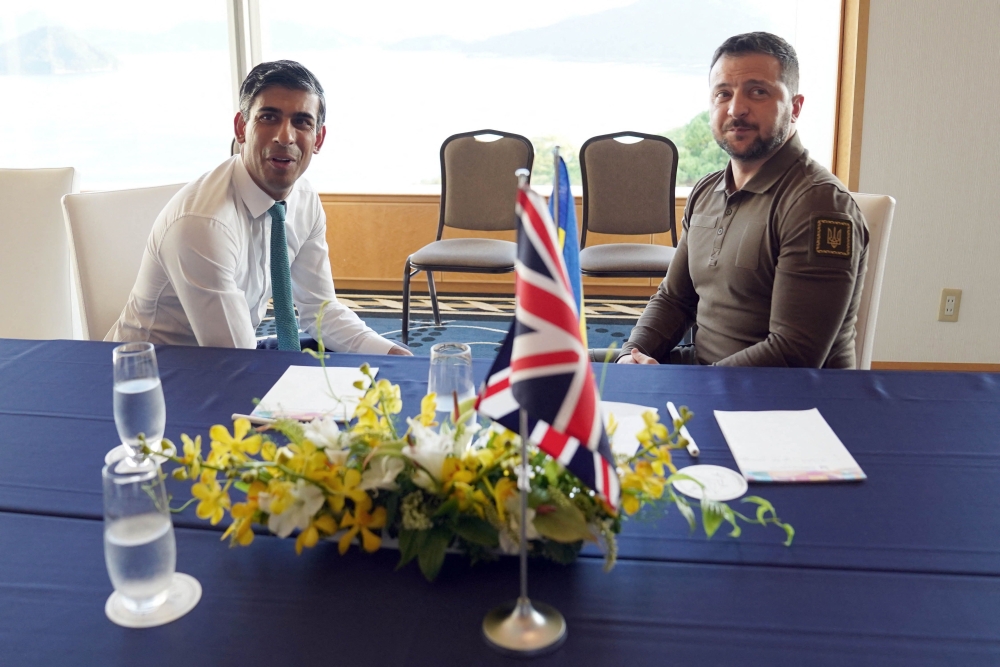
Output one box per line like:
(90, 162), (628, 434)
(477, 184), (620, 509)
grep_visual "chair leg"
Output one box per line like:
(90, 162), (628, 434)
(427, 272), (441, 326)
(402, 258), (414, 346)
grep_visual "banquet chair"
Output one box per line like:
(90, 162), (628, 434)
(0, 167), (77, 339)
(578, 132), (679, 280)
(401, 129), (533, 345)
(62, 183), (184, 340)
(851, 193), (896, 370)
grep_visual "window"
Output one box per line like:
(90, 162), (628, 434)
(0, 1), (231, 189)
(259, 0), (843, 192)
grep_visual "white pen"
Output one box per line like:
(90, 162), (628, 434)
(231, 413), (277, 425)
(666, 401), (700, 457)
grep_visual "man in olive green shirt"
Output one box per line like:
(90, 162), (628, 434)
(620, 32), (867, 369)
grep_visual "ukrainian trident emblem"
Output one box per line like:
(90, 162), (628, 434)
(826, 226), (843, 249)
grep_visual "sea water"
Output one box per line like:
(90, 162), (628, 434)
(113, 377), (166, 451)
(104, 513), (176, 613)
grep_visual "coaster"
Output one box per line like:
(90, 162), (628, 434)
(105, 572), (201, 628)
(673, 465), (748, 502)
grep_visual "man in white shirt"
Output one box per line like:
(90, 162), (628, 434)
(109, 61), (409, 355)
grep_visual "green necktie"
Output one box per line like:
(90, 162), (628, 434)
(268, 201), (300, 351)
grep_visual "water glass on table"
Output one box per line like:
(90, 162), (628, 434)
(102, 461), (176, 616)
(428, 342), (476, 420)
(111, 342), (166, 464)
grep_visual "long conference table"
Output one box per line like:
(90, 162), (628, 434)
(2, 338), (1000, 665)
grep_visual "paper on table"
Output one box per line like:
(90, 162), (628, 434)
(714, 408), (866, 482)
(251, 365), (378, 422)
(601, 401), (657, 458)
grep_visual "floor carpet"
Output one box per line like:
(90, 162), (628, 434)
(257, 291), (646, 359)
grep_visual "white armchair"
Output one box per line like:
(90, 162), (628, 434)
(851, 193), (896, 370)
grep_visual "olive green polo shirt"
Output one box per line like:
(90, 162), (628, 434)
(622, 133), (868, 368)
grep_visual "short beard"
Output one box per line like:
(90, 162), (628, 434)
(716, 108), (791, 162)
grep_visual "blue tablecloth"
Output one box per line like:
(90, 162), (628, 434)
(5, 510), (1000, 667)
(3, 339), (1000, 575)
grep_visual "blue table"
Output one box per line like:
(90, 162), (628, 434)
(2, 338), (1000, 664)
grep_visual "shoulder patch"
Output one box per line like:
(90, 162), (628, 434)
(814, 217), (852, 258)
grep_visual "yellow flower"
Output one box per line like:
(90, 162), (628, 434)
(221, 480), (265, 546)
(338, 496), (387, 554)
(419, 393), (438, 427)
(326, 467), (368, 514)
(620, 461), (665, 515)
(261, 441), (277, 462)
(354, 379), (403, 429)
(178, 434), (202, 478)
(650, 445), (677, 476)
(295, 514), (337, 555)
(636, 411), (669, 449)
(441, 457), (475, 493)
(207, 418), (263, 467)
(192, 471), (231, 525)
(492, 477), (518, 523)
(286, 439), (328, 479)
(263, 479), (295, 516)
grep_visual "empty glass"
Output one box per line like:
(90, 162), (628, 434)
(428, 343), (475, 418)
(103, 461), (176, 615)
(111, 342), (166, 463)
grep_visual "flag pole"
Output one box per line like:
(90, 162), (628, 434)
(552, 145), (560, 234)
(482, 170), (567, 657)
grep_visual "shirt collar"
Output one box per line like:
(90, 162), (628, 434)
(232, 154), (277, 220)
(713, 132), (807, 195)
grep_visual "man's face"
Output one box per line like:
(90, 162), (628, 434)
(709, 53), (803, 163)
(234, 86), (326, 200)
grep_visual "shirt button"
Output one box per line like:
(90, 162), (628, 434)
(725, 208), (732, 215)
(717, 228), (724, 235)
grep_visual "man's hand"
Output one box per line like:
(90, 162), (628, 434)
(617, 348), (659, 365)
(387, 345), (413, 356)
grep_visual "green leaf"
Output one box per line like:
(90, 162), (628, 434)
(533, 503), (594, 544)
(417, 526), (452, 581)
(233, 480), (250, 494)
(432, 498), (459, 519)
(780, 521), (796, 546)
(675, 496), (696, 530)
(538, 539), (584, 565)
(701, 500), (724, 539)
(742, 496), (776, 524)
(395, 528), (426, 569)
(384, 493), (399, 533)
(454, 516), (499, 548)
(722, 505), (742, 538)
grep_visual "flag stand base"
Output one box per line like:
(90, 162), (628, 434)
(482, 596), (567, 657)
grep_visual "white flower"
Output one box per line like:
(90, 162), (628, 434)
(498, 493), (539, 554)
(259, 479), (325, 539)
(402, 419), (453, 482)
(359, 455), (405, 491)
(304, 417), (349, 465)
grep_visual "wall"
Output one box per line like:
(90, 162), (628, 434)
(860, 0), (1000, 363)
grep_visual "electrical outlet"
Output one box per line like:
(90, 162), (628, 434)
(938, 289), (962, 322)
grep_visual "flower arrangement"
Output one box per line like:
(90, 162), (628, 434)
(157, 364), (793, 582)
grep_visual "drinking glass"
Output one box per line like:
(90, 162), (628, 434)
(428, 342), (475, 419)
(102, 461), (177, 615)
(112, 342), (166, 463)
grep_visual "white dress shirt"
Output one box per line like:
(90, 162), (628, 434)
(108, 155), (395, 354)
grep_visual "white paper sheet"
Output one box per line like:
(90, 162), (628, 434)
(713, 408), (866, 482)
(251, 365), (378, 422)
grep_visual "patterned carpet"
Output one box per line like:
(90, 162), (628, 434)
(256, 291), (648, 358)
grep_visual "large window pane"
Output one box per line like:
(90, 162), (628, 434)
(0, 2), (231, 190)
(260, 0), (842, 193)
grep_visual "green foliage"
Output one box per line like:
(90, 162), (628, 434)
(662, 111), (729, 186)
(529, 136), (582, 187)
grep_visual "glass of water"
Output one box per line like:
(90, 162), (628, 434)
(428, 343), (475, 420)
(102, 460), (176, 615)
(112, 342), (166, 463)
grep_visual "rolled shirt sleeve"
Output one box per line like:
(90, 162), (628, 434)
(290, 208), (396, 355)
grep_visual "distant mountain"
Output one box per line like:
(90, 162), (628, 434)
(0, 25), (117, 75)
(389, 0), (773, 72)
(80, 22), (228, 54)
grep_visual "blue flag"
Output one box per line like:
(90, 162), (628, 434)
(548, 156), (586, 345)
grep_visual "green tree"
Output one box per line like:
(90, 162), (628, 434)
(529, 136), (582, 187)
(663, 111), (729, 186)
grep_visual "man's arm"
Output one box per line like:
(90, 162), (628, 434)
(290, 210), (402, 355)
(715, 185), (867, 367)
(158, 215), (258, 348)
(619, 227), (699, 363)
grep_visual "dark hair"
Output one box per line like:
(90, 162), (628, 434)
(239, 60), (326, 129)
(710, 32), (799, 95)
